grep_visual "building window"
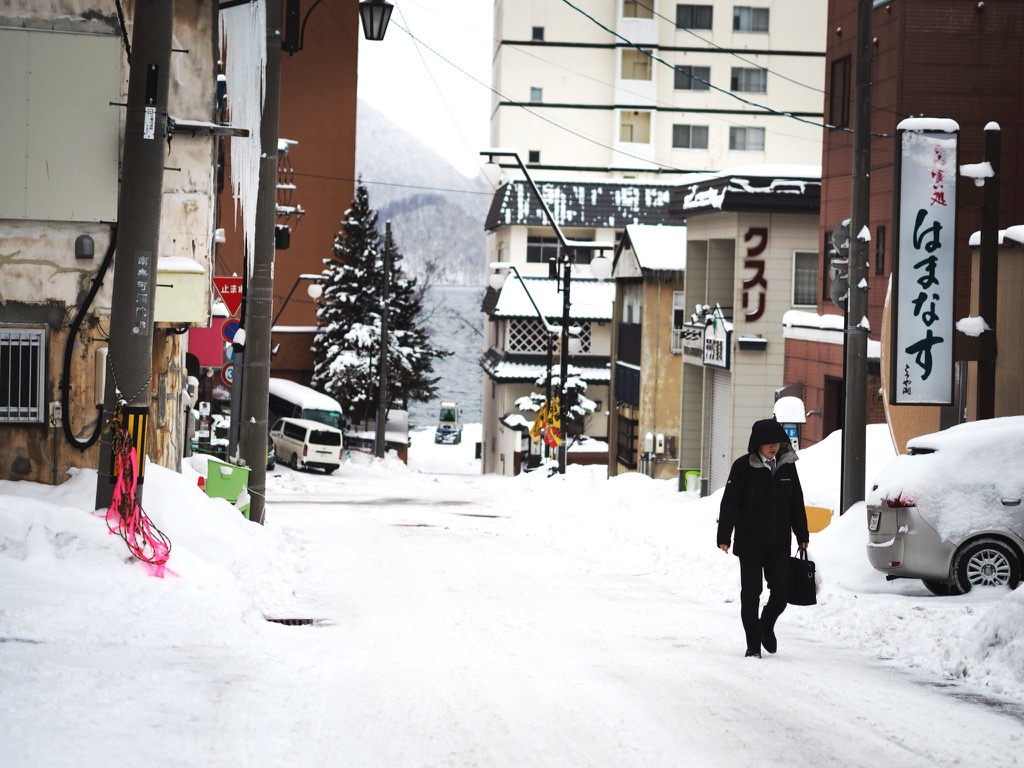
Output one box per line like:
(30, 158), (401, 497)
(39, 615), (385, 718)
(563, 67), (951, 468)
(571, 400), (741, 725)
(507, 318), (592, 354)
(729, 126), (765, 151)
(674, 65), (710, 91)
(619, 111), (651, 143)
(621, 49), (653, 80)
(671, 291), (687, 353)
(616, 415), (639, 468)
(676, 4), (713, 29)
(730, 67), (767, 93)
(530, 86), (543, 102)
(733, 6), (769, 32)
(875, 225), (886, 275)
(793, 251), (818, 306)
(829, 55), (851, 129)
(532, 26), (544, 41)
(527, 236), (560, 264)
(672, 124), (709, 149)
(623, 0), (654, 19)
(528, 150), (541, 163)
(0, 326), (46, 424)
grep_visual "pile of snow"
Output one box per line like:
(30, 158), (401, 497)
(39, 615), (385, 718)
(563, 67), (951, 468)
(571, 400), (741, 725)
(2, 420), (1023, 725)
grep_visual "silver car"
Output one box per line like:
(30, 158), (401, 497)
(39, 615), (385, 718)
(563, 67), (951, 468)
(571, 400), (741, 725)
(866, 416), (1024, 595)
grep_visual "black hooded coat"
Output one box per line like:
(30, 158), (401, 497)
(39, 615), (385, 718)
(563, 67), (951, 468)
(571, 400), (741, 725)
(717, 419), (809, 558)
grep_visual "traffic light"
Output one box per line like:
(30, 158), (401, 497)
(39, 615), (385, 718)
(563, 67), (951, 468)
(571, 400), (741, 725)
(829, 218), (851, 311)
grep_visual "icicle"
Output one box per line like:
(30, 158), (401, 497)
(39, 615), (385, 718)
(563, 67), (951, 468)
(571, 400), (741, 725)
(220, 0), (267, 278)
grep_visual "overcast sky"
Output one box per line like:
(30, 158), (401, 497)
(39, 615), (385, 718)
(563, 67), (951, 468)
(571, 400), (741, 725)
(357, 0), (494, 178)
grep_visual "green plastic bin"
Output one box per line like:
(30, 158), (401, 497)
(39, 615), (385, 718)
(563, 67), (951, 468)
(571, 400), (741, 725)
(204, 457), (251, 519)
(683, 469), (701, 493)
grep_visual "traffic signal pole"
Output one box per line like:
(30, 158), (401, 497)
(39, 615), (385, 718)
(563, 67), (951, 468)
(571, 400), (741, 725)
(96, 0), (175, 511)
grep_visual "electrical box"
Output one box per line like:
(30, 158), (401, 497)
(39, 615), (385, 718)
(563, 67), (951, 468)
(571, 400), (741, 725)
(655, 433), (665, 454)
(153, 256), (210, 325)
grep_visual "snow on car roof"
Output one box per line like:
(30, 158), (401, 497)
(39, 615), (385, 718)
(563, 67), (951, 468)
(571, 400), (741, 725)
(868, 416), (1024, 540)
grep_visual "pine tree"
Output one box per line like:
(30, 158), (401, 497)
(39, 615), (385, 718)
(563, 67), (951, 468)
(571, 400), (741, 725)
(311, 183), (448, 426)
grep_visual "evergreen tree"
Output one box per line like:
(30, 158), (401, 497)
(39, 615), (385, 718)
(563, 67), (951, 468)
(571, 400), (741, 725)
(311, 183), (448, 426)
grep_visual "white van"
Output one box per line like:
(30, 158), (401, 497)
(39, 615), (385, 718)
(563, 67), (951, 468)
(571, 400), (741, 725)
(268, 378), (344, 431)
(270, 417), (344, 474)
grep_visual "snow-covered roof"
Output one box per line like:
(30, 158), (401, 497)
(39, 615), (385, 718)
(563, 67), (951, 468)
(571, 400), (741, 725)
(481, 357), (611, 384)
(267, 377), (341, 411)
(673, 164), (821, 216)
(487, 276), (613, 321)
(617, 224), (687, 273)
(967, 225), (1024, 247)
(485, 180), (674, 231)
(157, 256), (206, 274)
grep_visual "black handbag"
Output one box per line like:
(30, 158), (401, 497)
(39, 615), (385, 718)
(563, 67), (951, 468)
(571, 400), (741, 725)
(789, 548), (817, 606)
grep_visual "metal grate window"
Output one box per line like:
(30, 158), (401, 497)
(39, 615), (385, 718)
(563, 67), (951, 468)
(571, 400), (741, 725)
(0, 326), (46, 423)
(507, 318), (592, 355)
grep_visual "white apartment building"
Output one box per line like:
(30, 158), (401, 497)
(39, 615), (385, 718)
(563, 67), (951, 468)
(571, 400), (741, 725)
(481, 1), (826, 475)
(490, 0), (826, 179)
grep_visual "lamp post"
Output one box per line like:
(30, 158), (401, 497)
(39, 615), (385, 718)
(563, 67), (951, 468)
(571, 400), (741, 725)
(482, 150), (613, 474)
(236, 0), (391, 525)
(375, 222), (392, 459)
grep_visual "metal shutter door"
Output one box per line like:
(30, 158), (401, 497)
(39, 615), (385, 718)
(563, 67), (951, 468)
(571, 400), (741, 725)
(708, 368), (732, 492)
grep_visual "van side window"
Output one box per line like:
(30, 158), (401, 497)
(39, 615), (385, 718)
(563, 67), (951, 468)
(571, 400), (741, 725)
(284, 422), (305, 441)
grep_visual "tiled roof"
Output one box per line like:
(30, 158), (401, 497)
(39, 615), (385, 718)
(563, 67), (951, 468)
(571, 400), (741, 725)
(670, 165), (821, 217)
(485, 180), (675, 231)
(479, 347), (611, 384)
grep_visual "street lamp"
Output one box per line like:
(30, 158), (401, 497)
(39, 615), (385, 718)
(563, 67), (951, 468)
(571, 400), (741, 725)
(283, 0), (393, 53)
(271, 272), (322, 327)
(481, 149), (614, 475)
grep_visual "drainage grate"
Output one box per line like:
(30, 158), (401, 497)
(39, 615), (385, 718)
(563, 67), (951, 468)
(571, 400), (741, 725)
(264, 617), (332, 627)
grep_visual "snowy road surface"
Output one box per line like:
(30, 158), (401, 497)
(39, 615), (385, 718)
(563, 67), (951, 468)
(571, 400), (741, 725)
(4, 426), (1024, 767)
(262, 477), (1016, 768)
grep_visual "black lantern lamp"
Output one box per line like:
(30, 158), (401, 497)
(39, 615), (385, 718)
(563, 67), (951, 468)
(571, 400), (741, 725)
(359, 0), (394, 41)
(283, 0), (392, 53)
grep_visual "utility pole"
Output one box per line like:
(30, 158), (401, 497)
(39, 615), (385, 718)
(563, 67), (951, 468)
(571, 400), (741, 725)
(375, 222), (391, 458)
(96, 0), (175, 510)
(976, 125), (1001, 420)
(238, 0), (283, 525)
(841, 0), (872, 515)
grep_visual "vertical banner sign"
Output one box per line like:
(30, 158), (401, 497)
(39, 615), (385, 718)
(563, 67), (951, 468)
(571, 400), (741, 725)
(892, 119), (958, 405)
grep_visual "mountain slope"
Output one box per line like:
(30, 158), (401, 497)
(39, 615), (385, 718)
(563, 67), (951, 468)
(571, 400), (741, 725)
(356, 100), (489, 285)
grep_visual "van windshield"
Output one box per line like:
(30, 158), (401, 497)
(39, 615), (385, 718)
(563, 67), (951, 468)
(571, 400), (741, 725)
(310, 429), (342, 446)
(302, 409), (342, 430)
(439, 408), (457, 424)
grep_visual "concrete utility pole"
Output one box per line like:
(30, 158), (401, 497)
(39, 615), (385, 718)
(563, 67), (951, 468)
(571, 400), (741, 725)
(841, 0), (873, 515)
(375, 222), (392, 459)
(96, 0), (175, 511)
(976, 125), (1001, 420)
(238, 0), (283, 525)
(557, 260), (571, 475)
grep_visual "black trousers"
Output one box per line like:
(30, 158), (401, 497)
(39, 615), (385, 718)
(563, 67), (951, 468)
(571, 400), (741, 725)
(738, 547), (791, 651)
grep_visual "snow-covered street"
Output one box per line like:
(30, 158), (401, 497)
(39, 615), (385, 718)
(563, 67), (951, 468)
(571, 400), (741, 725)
(3, 425), (1024, 766)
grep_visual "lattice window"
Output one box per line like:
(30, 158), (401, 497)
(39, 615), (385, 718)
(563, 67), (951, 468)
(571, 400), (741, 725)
(507, 319), (592, 354)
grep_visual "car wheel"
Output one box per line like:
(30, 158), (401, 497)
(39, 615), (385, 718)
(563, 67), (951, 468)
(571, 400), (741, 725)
(953, 538), (1021, 592)
(922, 579), (962, 597)
(290, 453), (300, 471)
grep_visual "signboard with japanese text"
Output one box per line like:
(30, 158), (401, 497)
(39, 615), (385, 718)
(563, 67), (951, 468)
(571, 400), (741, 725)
(892, 121), (958, 405)
(702, 314), (732, 370)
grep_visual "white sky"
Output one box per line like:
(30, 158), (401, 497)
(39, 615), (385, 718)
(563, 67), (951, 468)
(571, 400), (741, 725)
(357, 0), (494, 178)
(4, 423), (1024, 764)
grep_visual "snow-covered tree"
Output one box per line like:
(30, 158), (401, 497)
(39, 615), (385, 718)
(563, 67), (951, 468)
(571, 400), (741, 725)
(311, 183), (448, 426)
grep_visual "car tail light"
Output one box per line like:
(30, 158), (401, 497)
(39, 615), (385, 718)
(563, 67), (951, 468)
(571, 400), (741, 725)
(886, 495), (915, 508)
(303, 445), (308, 457)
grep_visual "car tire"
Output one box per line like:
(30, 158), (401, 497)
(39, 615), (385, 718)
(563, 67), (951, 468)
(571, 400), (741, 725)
(290, 453), (300, 471)
(922, 579), (962, 597)
(953, 538), (1021, 593)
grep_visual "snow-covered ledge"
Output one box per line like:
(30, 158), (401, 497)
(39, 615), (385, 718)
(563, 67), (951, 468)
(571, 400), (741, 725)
(782, 309), (880, 359)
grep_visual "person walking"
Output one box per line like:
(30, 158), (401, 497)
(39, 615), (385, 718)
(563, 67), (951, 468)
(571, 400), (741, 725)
(717, 418), (809, 658)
